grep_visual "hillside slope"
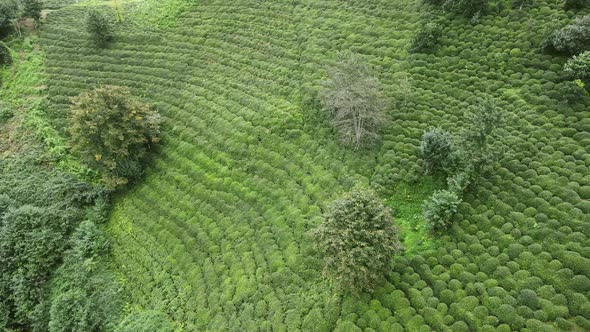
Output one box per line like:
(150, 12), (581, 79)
(40, 0), (590, 330)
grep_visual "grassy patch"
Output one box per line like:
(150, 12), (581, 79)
(385, 178), (443, 255)
(0, 36), (95, 178)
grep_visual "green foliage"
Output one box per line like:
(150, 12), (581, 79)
(460, 97), (502, 175)
(0, 0), (20, 34)
(48, 221), (121, 332)
(564, 0), (590, 10)
(319, 51), (386, 149)
(564, 51), (590, 83)
(116, 310), (176, 332)
(411, 22), (442, 53)
(69, 85), (160, 189)
(421, 128), (456, 176)
(85, 9), (113, 47)
(0, 43), (11, 68)
(22, 0), (42, 21)
(544, 14), (590, 55)
(315, 189), (403, 292)
(422, 190), (461, 232)
(0, 101), (13, 123)
(0, 156), (102, 330)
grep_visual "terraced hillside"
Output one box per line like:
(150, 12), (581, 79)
(40, 0), (590, 330)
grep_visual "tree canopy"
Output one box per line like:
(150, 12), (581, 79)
(315, 188), (403, 292)
(319, 52), (386, 149)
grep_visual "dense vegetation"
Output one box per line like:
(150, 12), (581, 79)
(0, 0), (588, 330)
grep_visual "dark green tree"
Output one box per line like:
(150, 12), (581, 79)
(0, 0), (20, 37)
(460, 97), (502, 175)
(0, 43), (11, 67)
(315, 188), (403, 292)
(423, 189), (462, 232)
(85, 9), (113, 47)
(411, 22), (442, 53)
(22, 0), (42, 21)
(421, 127), (455, 176)
(48, 221), (121, 332)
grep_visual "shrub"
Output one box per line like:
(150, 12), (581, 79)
(420, 128), (456, 176)
(0, 0), (19, 36)
(518, 289), (539, 310)
(319, 51), (386, 149)
(22, 0), (42, 21)
(0, 101), (13, 123)
(0, 43), (11, 67)
(460, 97), (502, 175)
(85, 9), (113, 47)
(564, 51), (590, 83)
(423, 190), (462, 232)
(69, 85), (160, 189)
(411, 22), (442, 53)
(544, 15), (590, 55)
(564, 0), (590, 10)
(315, 188), (403, 292)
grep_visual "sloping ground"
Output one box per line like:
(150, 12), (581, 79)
(40, 0), (590, 330)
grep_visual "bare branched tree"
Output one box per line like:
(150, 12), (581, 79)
(319, 51), (386, 149)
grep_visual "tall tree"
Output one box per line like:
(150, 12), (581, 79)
(319, 52), (386, 149)
(69, 85), (160, 189)
(315, 188), (403, 292)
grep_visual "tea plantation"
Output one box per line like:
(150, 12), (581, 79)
(1, 0), (589, 330)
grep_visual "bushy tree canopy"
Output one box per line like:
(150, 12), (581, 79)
(85, 9), (113, 47)
(421, 128), (455, 176)
(423, 189), (462, 232)
(315, 188), (403, 292)
(411, 22), (442, 53)
(319, 51), (386, 149)
(564, 51), (590, 82)
(461, 97), (502, 175)
(0, 0), (20, 35)
(544, 14), (590, 55)
(69, 85), (160, 189)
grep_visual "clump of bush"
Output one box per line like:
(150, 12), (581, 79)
(0, 156), (105, 330)
(411, 22), (442, 53)
(69, 85), (160, 189)
(86, 9), (113, 47)
(420, 97), (502, 233)
(315, 188), (403, 292)
(0, 43), (11, 67)
(564, 0), (589, 10)
(564, 51), (590, 83)
(0, 101), (13, 123)
(0, 0), (20, 36)
(460, 97), (502, 175)
(543, 15), (590, 55)
(48, 221), (122, 332)
(420, 127), (456, 176)
(423, 190), (462, 232)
